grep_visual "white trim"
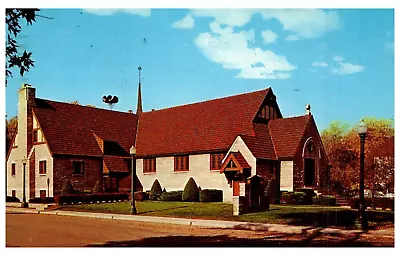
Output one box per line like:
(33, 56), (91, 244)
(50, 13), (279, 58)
(302, 137), (321, 158)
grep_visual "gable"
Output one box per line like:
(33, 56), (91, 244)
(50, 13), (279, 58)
(253, 89), (283, 123)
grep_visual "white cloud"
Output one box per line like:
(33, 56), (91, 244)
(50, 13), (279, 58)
(171, 14), (195, 29)
(333, 55), (344, 62)
(312, 61), (328, 67)
(194, 21), (295, 80)
(82, 9), (151, 17)
(261, 30), (278, 44)
(176, 9), (340, 41)
(260, 9), (340, 40)
(332, 62), (364, 75)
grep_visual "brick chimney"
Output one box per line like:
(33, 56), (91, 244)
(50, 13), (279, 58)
(17, 84), (36, 158)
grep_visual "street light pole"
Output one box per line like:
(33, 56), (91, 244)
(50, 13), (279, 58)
(130, 146), (137, 215)
(358, 120), (368, 230)
(21, 159), (28, 208)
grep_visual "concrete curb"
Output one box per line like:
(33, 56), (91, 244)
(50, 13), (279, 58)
(6, 207), (393, 237)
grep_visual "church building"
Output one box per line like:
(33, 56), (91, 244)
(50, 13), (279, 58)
(6, 82), (330, 202)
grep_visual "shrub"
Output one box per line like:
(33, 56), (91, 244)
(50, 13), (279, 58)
(161, 191), (183, 201)
(199, 189), (223, 202)
(134, 191), (148, 201)
(92, 181), (103, 193)
(61, 179), (74, 195)
(313, 195), (336, 206)
(6, 196), (20, 202)
(149, 179), (162, 200)
(182, 177), (199, 202)
(266, 178), (279, 204)
(297, 188), (315, 205)
(281, 191), (307, 205)
(54, 193), (129, 205)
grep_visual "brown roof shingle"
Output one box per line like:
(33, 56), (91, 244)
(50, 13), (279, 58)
(135, 88), (270, 157)
(268, 115), (311, 158)
(33, 99), (138, 157)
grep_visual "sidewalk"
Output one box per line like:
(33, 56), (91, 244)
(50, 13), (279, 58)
(6, 206), (394, 238)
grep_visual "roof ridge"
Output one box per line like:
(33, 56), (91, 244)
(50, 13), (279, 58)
(270, 114), (311, 121)
(35, 98), (137, 116)
(142, 88), (270, 114)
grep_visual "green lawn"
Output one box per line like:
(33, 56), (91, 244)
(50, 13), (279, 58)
(59, 201), (361, 226)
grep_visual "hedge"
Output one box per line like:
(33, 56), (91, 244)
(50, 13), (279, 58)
(54, 193), (129, 205)
(312, 195), (336, 206)
(281, 191), (307, 205)
(6, 196), (20, 202)
(134, 191), (149, 201)
(199, 189), (223, 202)
(161, 191), (183, 201)
(349, 197), (394, 211)
(296, 188), (315, 205)
(29, 197), (55, 204)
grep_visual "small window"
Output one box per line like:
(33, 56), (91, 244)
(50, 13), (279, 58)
(12, 190), (16, 198)
(143, 158), (156, 173)
(226, 160), (236, 168)
(174, 155), (189, 172)
(11, 163), (15, 176)
(40, 190), (46, 199)
(39, 161), (46, 174)
(210, 153), (225, 170)
(72, 161), (84, 174)
(308, 143), (314, 152)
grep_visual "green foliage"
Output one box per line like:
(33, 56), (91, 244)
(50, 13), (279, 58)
(265, 178), (279, 204)
(61, 179), (73, 195)
(182, 177), (199, 202)
(313, 195), (336, 206)
(92, 181), (103, 193)
(199, 189), (223, 202)
(296, 188), (315, 205)
(149, 179), (162, 200)
(281, 191), (307, 205)
(6, 9), (40, 85)
(161, 191), (183, 201)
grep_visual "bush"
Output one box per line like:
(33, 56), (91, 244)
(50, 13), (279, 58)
(281, 191), (307, 205)
(134, 191), (148, 201)
(29, 197), (54, 204)
(93, 181), (103, 193)
(149, 179), (162, 200)
(182, 177), (199, 202)
(313, 195), (336, 206)
(161, 191), (183, 201)
(6, 196), (20, 202)
(54, 193), (129, 205)
(297, 188), (315, 205)
(350, 197), (394, 211)
(61, 179), (74, 195)
(266, 178), (279, 204)
(199, 189), (223, 202)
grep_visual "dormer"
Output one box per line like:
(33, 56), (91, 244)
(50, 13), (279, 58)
(253, 89), (283, 123)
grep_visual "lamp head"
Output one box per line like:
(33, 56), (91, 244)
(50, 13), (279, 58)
(358, 120), (368, 135)
(129, 146), (137, 155)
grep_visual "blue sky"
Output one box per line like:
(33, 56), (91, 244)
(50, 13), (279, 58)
(5, 8), (394, 131)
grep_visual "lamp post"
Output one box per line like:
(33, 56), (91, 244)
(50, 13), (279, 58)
(358, 120), (368, 230)
(130, 146), (137, 215)
(21, 157), (28, 208)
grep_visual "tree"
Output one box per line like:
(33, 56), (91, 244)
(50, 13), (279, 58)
(149, 179), (162, 200)
(6, 8), (40, 86)
(182, 177), (199, 202)
(322, 118), (394, 194)
(6, 116), (18, 155)
(61, 179), (74, 194)
(93, 181), (103, 193)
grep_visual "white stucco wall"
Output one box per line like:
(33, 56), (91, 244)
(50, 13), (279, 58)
(136, 154), (234, 202)
(34, 144), (54, 197)
(226, 136), (257, 176)
(6, 147), (29, 200)
(280, 161), (293, 191)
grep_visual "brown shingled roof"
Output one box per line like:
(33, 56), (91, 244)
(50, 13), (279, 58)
(33, 99), (138, 157)
(103, 156), (130, 173)
(241, 123), (277, 160)
(135, 88), (270, 157)
(268, 115), (311, 158)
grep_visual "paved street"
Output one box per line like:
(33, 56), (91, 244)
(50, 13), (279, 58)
(6, 213), (394, 247)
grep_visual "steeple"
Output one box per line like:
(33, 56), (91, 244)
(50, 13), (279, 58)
(136, 66), (143, 114)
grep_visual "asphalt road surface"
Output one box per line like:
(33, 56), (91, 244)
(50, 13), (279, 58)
(6, 213), (394, 247)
